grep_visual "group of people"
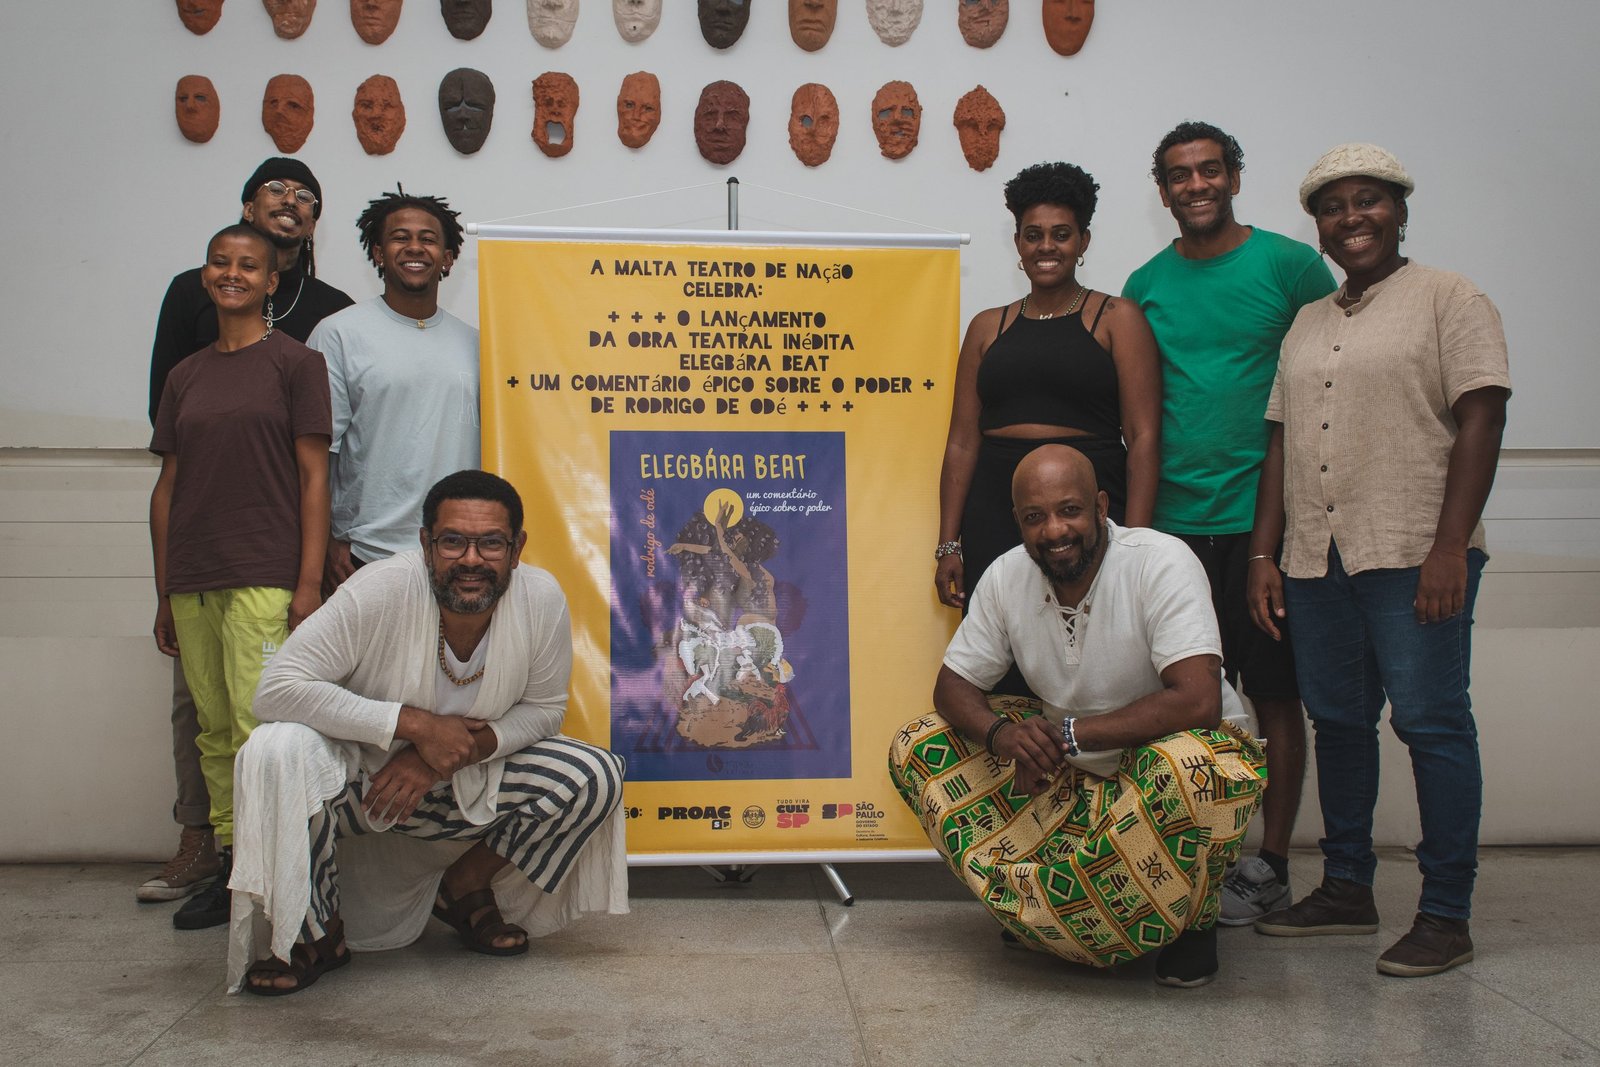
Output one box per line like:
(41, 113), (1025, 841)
(909, 122), (1508, 985)
(144, 156), (626, 995)
(141, 119), (1508, 997)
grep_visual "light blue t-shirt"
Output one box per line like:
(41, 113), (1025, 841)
(311, 297), (480, 562)
(1123, 228), (1335, 534)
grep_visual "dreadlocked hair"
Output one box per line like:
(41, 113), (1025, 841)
(355, 188), (466, 272)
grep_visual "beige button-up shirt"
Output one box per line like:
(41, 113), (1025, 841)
(1266, 262), (1510, 578)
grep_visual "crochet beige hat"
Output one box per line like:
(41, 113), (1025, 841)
(1298, 142), (1414, 214)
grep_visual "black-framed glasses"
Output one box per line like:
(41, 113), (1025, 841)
(430, 534), (510, 560)
(259, 180), (318, 208)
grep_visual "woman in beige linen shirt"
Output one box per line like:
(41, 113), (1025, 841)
(1243, 144), (1510, 979)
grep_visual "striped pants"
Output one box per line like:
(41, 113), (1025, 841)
(301, 737), (624, 942)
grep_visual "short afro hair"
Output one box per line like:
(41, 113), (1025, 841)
(356, 188), (465, 270)
(206, 222), (276, 266)
(1151, 121), (1244, 185)
(422, 470), (524, 535)
(1003, 162), (1100, 231)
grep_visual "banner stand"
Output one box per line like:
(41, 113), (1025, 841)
(476, 185), (965, 903)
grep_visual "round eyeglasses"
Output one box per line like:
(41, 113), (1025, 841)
(259, 180), (318, 208)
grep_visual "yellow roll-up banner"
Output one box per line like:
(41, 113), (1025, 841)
(480, 230), (959, 858)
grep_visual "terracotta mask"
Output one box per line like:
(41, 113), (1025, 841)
(440, 0), (491, 38)
(697, 0), (750, 49)
(1041, 0), (1092, 56)
(870, 80), (920, 160)
(176, 0), (224, 33)
(694, 80), (749, 165)
(353, 74), (406, 154)
(952, 85), (1004, 171)
(612, 0), (659, 41)
(787, 83), (838, 167)
(788, 0), (835, 51)
(439, 68), (495, 154)
(526, 0), (578, 46)
(616, 71), (661, 149)
(865, 0), (920, 45)
(262, 0), (316, 37)
(262, 74), (315, 152)
(957, 0), (1006, 48)
(531, 71), (579, 157)
(175, 76), (221, 144)
(350, 0), (402, 43)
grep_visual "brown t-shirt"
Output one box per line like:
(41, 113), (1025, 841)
(151, 332), (332, 594)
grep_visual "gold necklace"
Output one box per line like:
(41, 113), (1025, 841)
(437, 619), (486, 687)
(1021, 285), (1087, 320)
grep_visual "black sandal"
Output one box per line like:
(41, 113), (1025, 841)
(432, 885), (529, 957)
(243, 918), (351, 997)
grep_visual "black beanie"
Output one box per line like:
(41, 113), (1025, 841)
(240, 157), (324, 219)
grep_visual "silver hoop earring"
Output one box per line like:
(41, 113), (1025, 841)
(1077, 255), (1085, 267)
(1017, 260), (1025, 271)
(1398, 223), (1408, 242)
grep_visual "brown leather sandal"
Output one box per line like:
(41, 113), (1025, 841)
(431, 885), (529, 957)
(243, 918), (351, 997)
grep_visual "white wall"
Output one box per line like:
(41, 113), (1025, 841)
(1, 1), (1597, 446)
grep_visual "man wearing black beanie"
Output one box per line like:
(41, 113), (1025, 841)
(140, 157), (354, 926)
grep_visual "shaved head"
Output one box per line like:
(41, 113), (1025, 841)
(1012, 444), (1099, 508)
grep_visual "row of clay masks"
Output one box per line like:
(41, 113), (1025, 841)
(182, 70), (1005, 170)
(177, 1), (1094, 54)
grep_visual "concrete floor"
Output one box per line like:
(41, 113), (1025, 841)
(2, 847), (1596, 1066)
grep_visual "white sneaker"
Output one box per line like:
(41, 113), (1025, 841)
(1218, 856), (1290, 926)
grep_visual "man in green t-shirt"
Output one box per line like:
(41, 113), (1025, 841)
(1123, 121), (1336, 925)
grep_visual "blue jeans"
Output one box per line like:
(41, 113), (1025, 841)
(1283, 542), (1485, 919)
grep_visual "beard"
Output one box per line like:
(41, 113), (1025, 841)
(430, 561), (511, 614)
(1029, 518), (1107, 587)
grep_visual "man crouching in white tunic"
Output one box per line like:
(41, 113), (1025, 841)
(228, 469), (627, 995)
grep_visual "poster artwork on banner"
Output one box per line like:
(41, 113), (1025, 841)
(610, 430), (850, 782)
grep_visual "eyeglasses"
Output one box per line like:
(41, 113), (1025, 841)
(430, 533), (511, 561)
(259, 180), (318, 208)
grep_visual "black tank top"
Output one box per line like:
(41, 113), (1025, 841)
(976, 296), (1120, 436)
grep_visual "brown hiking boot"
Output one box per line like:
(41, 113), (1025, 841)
(1254, 875), (1380, 936)
(1377, 913), (1474, 977)
(137, 826), (221, 902)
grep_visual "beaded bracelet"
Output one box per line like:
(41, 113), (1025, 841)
(1061, 716), (1080, 757)
(984, 717), (1011, 756)
(935, 540), (962, 560)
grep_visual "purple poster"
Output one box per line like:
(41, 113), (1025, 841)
(609, 430), (851, 781)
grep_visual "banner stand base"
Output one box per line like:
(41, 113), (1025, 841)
(697, 862), (854, 905)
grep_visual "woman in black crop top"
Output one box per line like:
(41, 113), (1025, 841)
(935, 162), (1160, 631)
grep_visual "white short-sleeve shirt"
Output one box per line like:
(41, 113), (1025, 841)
(944, 521), (1250, 777)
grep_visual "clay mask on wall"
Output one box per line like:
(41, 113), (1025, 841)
(353, 74), (406, 154)
(957, 0), (1006, 48)
(871, 80), (920, 160)
(788, 83), (839, 167)
(439, 67), (495, 154)
(865, 0), (920, 46)
(698, 0), (750, 49)
(263, 0), (316, 37)
(441, 0), (491, 38)
(176, 76), (220, 143)
(788, 0), (836, 51)
(616, 71), (661, 149)
(262, 74), (315, 152)
(1041, 0), (1092, 55)
(176, 0), (224, 34)
(952, 85), (1004, 171)
(526, 0), (578, 46)
(531, 71), (579, 156)
(612, 0), (659, 41)
(351, 0), (402, 43)
(694, 80), (749, 165)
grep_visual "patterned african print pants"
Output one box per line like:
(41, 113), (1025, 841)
(301, 736), (624, 942)
(889, 700), (1266, 967)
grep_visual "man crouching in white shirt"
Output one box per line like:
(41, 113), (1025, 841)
(229, 469), (626, 996)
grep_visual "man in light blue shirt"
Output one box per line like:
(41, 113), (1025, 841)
(311, 190), (480, 587)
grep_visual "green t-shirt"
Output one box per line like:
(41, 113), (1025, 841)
(1123, 227), (1335, 534)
